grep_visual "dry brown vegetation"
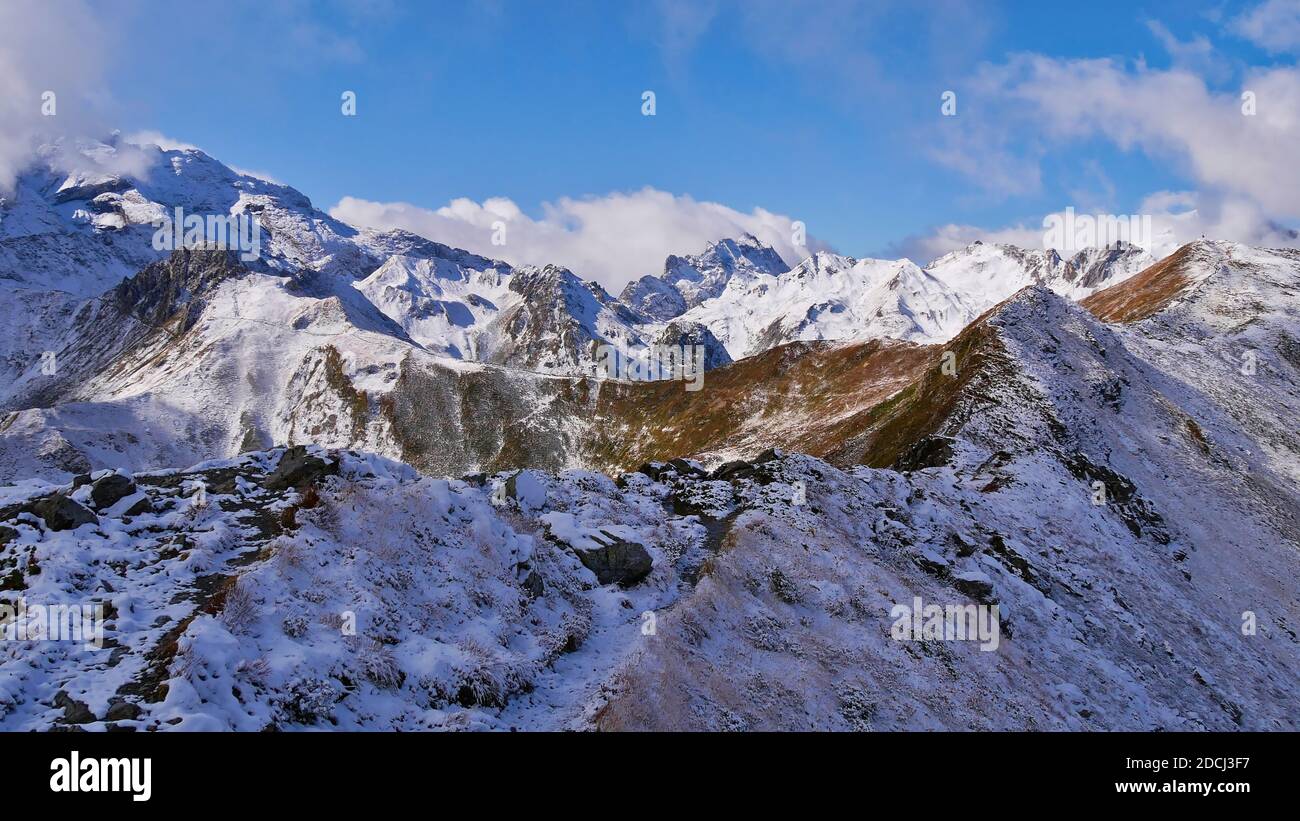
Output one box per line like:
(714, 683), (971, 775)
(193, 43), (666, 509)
(1082, 243), (1198, 323)
(581, 338), (938, 472)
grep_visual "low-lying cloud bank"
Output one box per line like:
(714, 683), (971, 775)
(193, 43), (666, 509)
(330, 189), (830, 290)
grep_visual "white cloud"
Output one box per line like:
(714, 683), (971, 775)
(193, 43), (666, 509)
(0, 0), (118, 192)
(1135, 190), (1298, 254)
(1231, 0), (1300, 54)
(124, 131), (283, 184)
(893, 193), (1299, 266)
(123, 130), (200, 153)
(330, 188), (828, 290)
(925, 42), (1300, 255)
(1145, 20), (1233, 83)
(948, 54), (1300, 215)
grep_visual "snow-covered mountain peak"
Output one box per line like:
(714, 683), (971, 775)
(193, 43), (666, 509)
(923, 238), (1155, 312)
(681, 232), (789, 277)
(621, 234), (792, 321)
(1083, 238), (1299, 333)
(674, 248), (974, 358)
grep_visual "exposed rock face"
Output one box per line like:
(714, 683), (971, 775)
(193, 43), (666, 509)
(661, 234), (791, 309)
(263, 445), (337, 491)
(1067, 241), (1154, 290)
(486, 264), (644, 373)
(952, 570), (994, 601)
(31, 494), (97, 531)
(112, 248), (248, 333)
(571, 533), (653, 587)
(90, 472), (136, 509)
(620, 235), (790, 322)
(620, 274), (688, 321)
(892, 435), (956, 472)
(2, 248), (250, 414)
(653, 321), (732, 371)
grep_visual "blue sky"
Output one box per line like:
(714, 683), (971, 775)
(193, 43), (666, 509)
(9, 0), (1300, 285)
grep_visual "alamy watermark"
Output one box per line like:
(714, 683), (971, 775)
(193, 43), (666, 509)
(594, 344), (706, 391)
(1042, 207), (1152, 255)
(152, 207), (262, 262)
(0, 598), (105, 650)
(50, 751), (151, 802)
(890, 595), (1000, 651)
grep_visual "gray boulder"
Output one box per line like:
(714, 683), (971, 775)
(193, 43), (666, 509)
(573, 531), (653, 587)
(264, 446), (337, 492)
(91, 473), (136, 509)
(953, 570), (995, 601)
(31, 495), (97, 531)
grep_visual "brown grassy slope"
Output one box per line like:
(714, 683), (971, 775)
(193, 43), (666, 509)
(1081, 243), (1198, 323)
(376, 299), (1015, 476)
(582, 338), (936, 473)
(823, 318), (1007, 468)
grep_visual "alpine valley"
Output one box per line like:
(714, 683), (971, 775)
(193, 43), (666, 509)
(0, 138), (1296, 731)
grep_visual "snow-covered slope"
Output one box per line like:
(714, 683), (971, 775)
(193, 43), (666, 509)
(0, 249), (416, 482)
(4, 379), (1296, 731)
(925, 239), (1154, 314)
(1083, 239), (1300, 487)
(0, 137), (376, 297)
(352, 251), (515, 359)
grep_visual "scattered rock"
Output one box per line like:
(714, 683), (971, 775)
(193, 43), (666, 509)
(572, 532), (652, 586)
(122, 495), (154, 517)
(892, 435), (955, 472)
(711, 460), (754, 481)
(504, 470), (548, 509)
(637, 461), (671, 481)
(53, 691), (96, 725)
(31, 495), (97, 531)
(950, 530), (978, 556)
(104, 700), (142, 722)
(0, 524), (17, 547)
(915, 548), (950, 576)
(666, 458), (708, 478)
(522, 569), (545, 598)
(953, 570), (994, 601)
(90, 472), (136, 509)
(263, 446), (337, 492)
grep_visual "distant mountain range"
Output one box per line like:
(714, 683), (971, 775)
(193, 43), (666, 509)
(1, 137), (1160, 481)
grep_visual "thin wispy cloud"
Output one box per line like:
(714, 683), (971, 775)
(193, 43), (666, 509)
(1231, 0), (1300, 54)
